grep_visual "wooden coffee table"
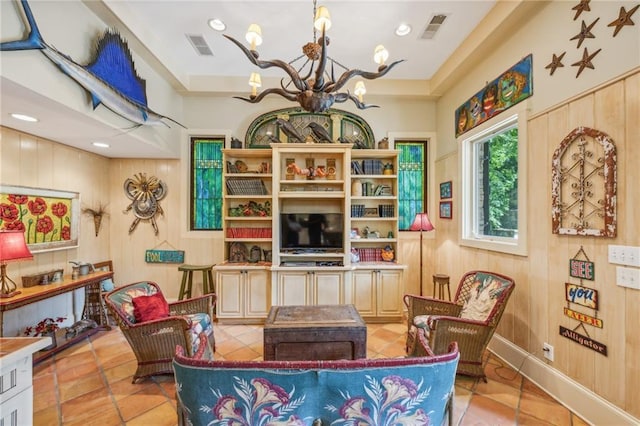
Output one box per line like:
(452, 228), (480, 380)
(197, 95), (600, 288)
(263, 304), (367, 361)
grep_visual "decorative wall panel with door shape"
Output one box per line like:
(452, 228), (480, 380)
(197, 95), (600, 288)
(551, 126), (616, 237)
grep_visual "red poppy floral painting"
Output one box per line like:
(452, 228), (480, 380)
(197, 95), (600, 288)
(0, 185), (79, 253)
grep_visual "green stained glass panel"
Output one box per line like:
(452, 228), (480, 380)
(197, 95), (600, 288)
(191, 138), (223, 230)
(397, 142), (425, 230)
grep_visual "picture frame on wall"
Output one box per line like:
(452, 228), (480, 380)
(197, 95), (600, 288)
(439, 201), (453, 219)
(440, 181), (452, 199)
(0, 185), (80, 253)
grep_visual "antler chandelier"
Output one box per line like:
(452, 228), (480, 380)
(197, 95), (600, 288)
(224, 0), (404, 113)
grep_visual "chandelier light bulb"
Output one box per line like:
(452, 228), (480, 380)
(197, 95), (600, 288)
(354, 81), (366, 103)
(245, 24), (263, 50)
(248, 72), (262, 97)
(374, 45), (389, 66)
(314, 6), (332, 32)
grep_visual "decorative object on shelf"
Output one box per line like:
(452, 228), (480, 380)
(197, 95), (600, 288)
(234, 160), (249, 173)
(552, 127), (616, 237)
(455, 54), (532, 137)
(439, 201), (452, 219)
(229, 201), (271, 217)
(249, 245), (262, 263)
(230, 137), (243, 149)
(82, 203), (108, 237)
(307, 122), (333, 143)
(286, 158), (296, 179)
(381, 245), (395, 262)
(123, 173), (168, 235)
(326, 158), (336, 180)
(409, 212), (435, 296)
(64, 319), (98, 339)
(439, 181), (452, 199)
(350, 248), (360, 263)
(229, 242), (248, 263)
(0, 185), (80, 253)
(383, 163), (394, 175)
(224, 0), (403, 113)
(276, 118), (305, 143)
(263, 249), (272, 263)
(306, 158), (315, 180)
(0, 0), (184, 128)
(377, 137), (389, 150)
(608, 5), (639, 37)
(545, 52), (566, 76)
(21, 268), (63, 288)
(0, 230), (33, 298)
(245, 107), (374, 149)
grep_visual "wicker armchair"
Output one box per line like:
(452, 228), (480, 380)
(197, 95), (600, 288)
(404, 270), (515, 380)
(105, 281), (216, 383)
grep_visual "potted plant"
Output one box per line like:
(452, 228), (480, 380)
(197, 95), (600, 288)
(24, 316), (66, 350)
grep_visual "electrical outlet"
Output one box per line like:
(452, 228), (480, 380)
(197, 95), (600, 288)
(543, 343), (554, 362)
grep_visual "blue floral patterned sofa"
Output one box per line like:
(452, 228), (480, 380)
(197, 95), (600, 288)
(173, 331), (459, 426)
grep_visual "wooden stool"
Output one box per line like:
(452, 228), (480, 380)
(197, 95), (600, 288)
(178, 264), (214, 300)
(432, 274), (451, 301)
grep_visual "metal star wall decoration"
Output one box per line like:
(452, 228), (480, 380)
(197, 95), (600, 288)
(608, 5), (639, 37)
(545, 52), (566, 76)
(570, 18), (599, 49)
(572, 0), (591, 20)
(571, 47), (601, 78)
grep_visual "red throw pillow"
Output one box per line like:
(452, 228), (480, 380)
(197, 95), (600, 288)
(132, 292), (169, 322)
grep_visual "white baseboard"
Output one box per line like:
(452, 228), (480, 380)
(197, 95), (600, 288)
(488, 335), (639, 425)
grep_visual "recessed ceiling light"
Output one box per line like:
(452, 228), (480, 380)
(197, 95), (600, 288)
(10, 113), (38, 122)
(92, 142), (110, 148)
(208, 18), (226, 31)
(395, 23), (412, 37)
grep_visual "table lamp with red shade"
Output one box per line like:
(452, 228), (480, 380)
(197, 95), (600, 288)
(409, 212), (435, 296)
(0, 230), (33, 298)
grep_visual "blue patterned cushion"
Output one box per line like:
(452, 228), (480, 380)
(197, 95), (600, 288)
(174, 349), (459, 426)
(185, 313), (213, 358)
(108, 282), (157, 323)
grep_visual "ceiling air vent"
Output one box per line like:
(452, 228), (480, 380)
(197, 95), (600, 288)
(420, 14), (448, 40)
(186, 34), (213, 56)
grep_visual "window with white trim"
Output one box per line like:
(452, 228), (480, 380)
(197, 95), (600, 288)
(460, 113), (527, 256)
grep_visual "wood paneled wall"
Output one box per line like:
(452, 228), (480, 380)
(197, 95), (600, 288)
(434, 70), (639, 416)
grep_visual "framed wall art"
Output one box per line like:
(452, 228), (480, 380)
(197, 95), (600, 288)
(0, 185), (80, 253)
(440, 181), (452, 199)
(439, 201), (453, 219)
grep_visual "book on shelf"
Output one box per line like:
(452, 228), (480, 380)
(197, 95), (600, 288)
(226, 178), (268, 195)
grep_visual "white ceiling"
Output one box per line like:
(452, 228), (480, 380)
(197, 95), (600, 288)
(1, 0), (497, 158)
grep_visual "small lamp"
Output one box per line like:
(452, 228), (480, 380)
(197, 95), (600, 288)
(245, 24), (263, 51)
(0, 230), (33, 298)
(314, 6), (332, 32)
(409, 212), (434, 296)
(248, 72), (262, 98)
(374, 45), (389, 68)
(354, 81), (366, 103)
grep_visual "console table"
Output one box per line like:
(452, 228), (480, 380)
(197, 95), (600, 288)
(0, 271), (113, 361)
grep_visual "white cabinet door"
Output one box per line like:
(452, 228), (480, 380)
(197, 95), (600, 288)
(376, 269), (403, 317)
(216, 270), (243, 318)
(313, 271), (344, 305)
(351, 270), (376, 316)
(277, 271), (310, 305)
(245, 270), (270, 317)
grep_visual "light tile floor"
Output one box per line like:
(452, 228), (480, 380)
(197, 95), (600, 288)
(33, 322), (589, 425)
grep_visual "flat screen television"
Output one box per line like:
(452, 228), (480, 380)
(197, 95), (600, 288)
(280, 213), (344, 251)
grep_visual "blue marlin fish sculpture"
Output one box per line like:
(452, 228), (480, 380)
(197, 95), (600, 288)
(1, 0), (184, 128)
